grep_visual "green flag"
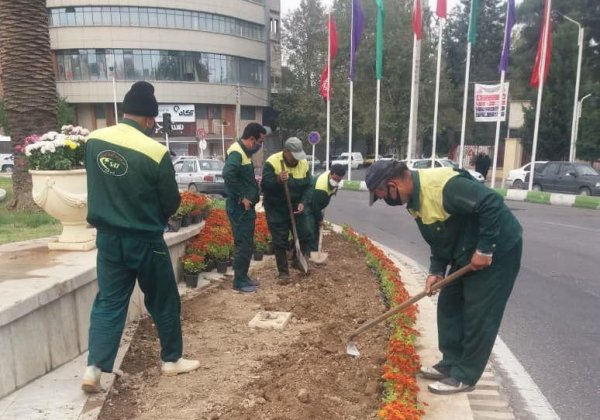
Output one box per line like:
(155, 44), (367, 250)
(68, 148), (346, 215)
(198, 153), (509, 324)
(375, 0), (384, 79)
(468, 0), (479, 44)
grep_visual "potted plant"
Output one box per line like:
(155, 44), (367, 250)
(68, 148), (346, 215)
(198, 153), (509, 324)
(181, 254), (206, 288)
(168, 214), (182, 232)
(176, 202), (194, 227)
(207, 243), (230, 273)
(253, 240), (269, 261)
(190, 208), (202, 224)
(19, 125), (94, 250)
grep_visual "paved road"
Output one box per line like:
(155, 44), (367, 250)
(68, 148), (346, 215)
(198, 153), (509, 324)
(328, 190), (600, 420)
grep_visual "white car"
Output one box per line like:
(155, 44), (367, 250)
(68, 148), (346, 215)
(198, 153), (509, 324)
(408, 158), (485, 183)
(332, 152), (364, 169)
(0, 154), (13, 173)
(506, 161), (548, 189)
(172, 157), (226, 195)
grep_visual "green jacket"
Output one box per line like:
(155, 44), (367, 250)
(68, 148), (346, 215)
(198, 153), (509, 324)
(85, 119), (180, 239)
(407, 168), (523, 276)
(223, 141), (259, 205)
(308, 171), (337, 223)
(262, 151), (311, 207)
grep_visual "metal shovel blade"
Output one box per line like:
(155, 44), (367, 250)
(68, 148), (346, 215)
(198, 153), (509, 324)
(310, 251), (328, 264)
(296, 242), (309, 273)
(346, 341), (360, 357)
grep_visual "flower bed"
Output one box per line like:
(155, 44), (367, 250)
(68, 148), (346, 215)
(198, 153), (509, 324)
(342, 226), (424, 420)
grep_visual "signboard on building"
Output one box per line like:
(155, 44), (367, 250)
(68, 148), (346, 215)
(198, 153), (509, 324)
(474, 83), (509, 122)
(156, 104), (195, 122)
(155, 121), (197, 137)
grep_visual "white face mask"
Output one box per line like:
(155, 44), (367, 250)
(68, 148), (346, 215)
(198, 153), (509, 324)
(329, 179), (339, 188)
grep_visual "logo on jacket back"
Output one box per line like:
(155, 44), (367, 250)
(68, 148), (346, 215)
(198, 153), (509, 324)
(97, 150), (128, 176)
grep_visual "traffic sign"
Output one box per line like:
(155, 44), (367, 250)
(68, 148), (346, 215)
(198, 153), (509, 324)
(199, 139), (207, 150)
(196, 128), (206, 139)
(308, 131), (321, 145)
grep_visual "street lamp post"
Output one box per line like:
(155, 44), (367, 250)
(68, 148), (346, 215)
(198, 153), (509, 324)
(555, 11), (584, 162)
(573, 93), (592, 160)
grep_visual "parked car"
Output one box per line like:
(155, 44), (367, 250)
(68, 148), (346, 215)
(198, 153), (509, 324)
(363, 154), (382, 167)
(506, 161), (548, 189)
(172, 157), (227, 196)
(306, 155), (321, 168)
(527, 161), (600, 196)
(332, 152), (364, 169)
(380, 154), (397, 161)
(407, 158), (485, 183)
(1, 154), (14, 173)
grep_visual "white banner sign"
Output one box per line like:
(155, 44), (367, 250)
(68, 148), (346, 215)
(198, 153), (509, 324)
(156, 104), (195, 122)
(474, 83), (509, 122)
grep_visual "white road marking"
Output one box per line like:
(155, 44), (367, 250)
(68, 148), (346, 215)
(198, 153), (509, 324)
(541, 221), (600, 233)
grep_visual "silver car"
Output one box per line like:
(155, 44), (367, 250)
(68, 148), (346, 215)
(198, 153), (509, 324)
(172, 157), (226, 196)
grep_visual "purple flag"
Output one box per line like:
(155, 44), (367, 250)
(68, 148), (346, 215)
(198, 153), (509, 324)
(350, 0), (364, 81)
(499, 0), (516, 72)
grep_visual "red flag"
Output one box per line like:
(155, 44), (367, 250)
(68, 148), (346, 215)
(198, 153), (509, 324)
(412, 0), (422, 40)
(530, 0), (552, 87)
(437, 0), (447, 19)
(320, 15), (338, 100)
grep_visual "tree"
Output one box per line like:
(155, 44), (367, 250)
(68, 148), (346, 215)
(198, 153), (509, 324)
(0, 0), (58, 210)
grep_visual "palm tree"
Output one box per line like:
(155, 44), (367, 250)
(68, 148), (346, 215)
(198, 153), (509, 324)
(0, 0), (58, 210)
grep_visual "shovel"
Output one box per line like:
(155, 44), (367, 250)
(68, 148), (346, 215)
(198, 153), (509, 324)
(310, 223), (328, 264)
(346, 265), (472, 357)
(281, 166), (309, 274)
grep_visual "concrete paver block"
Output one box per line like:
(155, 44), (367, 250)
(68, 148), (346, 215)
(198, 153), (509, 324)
(46, 295), (80, 369)
(0, 326), (16, 398)
(248, 311), (292, 330)
(10, 310), (51, 388)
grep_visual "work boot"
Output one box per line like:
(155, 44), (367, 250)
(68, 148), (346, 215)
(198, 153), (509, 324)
(277, 272), (291, 285)
(275, 249), (289, 277)
(161, 358), (201, 376)
(81, 365), (102, 393)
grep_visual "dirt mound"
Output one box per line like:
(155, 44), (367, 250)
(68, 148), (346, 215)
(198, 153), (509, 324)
(99, 232), (391, 420)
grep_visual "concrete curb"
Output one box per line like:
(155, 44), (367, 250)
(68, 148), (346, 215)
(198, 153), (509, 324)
(338, 181), (600, 210)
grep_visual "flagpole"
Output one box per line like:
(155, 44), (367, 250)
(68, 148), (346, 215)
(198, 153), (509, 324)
(459, 42), (472, 169)
(375, 80), (381, 160)
(491, 71), (505, 188)
(432, 19), (444, 167)
(347, 2), (355, 181)
(529, 0), (552, 191)
(407, 35), (420, 161)
(326, 11), (331, 171)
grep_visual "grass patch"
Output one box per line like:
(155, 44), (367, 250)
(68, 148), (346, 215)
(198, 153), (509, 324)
(574, 195), (600, 210)
(342, 180), (361, 191)
(0, 176), (61, 245)
(525, 190), (551, 204)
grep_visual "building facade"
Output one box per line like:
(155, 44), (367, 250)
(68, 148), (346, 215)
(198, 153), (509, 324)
(45, 0), (280, 157)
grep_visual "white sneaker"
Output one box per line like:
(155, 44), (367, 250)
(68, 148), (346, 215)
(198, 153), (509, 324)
(420, 366), (449, 380)
(161, 358), (200, 376)
(428, 377), (474, 395)
(81, 365), (102, 393)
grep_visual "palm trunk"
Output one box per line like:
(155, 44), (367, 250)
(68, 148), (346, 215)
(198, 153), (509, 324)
(0, 0), (58, 210)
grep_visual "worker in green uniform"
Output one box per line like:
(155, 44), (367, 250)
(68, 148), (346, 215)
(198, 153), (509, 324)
(365, 160), (522, 395)
(223, 122), (266, 293)
(81, 81), (200, 393)
(261, 137), (311, 282)
(306, 164), (346, 252)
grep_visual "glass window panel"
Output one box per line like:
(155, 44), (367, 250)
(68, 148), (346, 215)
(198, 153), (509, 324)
(79, 49), (90, 79)
(157, 9), (167, 27)
(196, 105), (208, 119)
(92, 7), (102, 24)
(133, 53), (143, 79)
(95, 104), (106, 119)
(111, 7), (120, 25)
(123, 50), (135, 79)
(183, 11), (192, 29)
(57, 54), (66, 80)
(139, 8), (148, 26)
(114, 50), (124, 79)
(241, 106), (255, 120)
(101, 8), (111, 25)
(148, 8), (158, 26)
(175, 10), (184, 28)
(120, 7), (130, 25)
(83, 8), (92, 25)
(142, 54), (153, 78)
(70, 52), (82, 80)
(129, 7), (139, 26)
(166, 10), (175, 27)
(191, 13), (199, 30)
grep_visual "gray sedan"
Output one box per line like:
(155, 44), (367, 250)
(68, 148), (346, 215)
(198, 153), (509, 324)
(172, 158), (227, 196)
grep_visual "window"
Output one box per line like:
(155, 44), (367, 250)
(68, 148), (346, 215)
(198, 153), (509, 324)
(181, 160), (196, 173)
(95, 104), (106, 119)
(241, 106), (255, 120)
(542, 163), (560, 176)
(173, 161), (184, 173)
(48, 7), (264, 41)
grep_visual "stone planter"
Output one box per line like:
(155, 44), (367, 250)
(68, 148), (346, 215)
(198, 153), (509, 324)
(30, 169), (95, 251)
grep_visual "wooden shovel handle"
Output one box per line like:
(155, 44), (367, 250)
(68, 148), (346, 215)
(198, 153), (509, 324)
(347, 265), (472, 341)
(281, 160), (300, 244)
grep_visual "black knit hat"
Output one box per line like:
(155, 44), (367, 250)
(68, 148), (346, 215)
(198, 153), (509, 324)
(122, 81), (159, 117)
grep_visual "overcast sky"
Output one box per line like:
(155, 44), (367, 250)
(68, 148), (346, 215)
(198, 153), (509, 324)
(280, 0), (463, 17)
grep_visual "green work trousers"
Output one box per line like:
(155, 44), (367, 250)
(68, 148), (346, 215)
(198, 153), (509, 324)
(264, 202), (310, 255)
(305, 209), (320, 252)
(435, 239), (522, 386)
(226, 198), (256, 288)
(88, 232), (183, 372)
